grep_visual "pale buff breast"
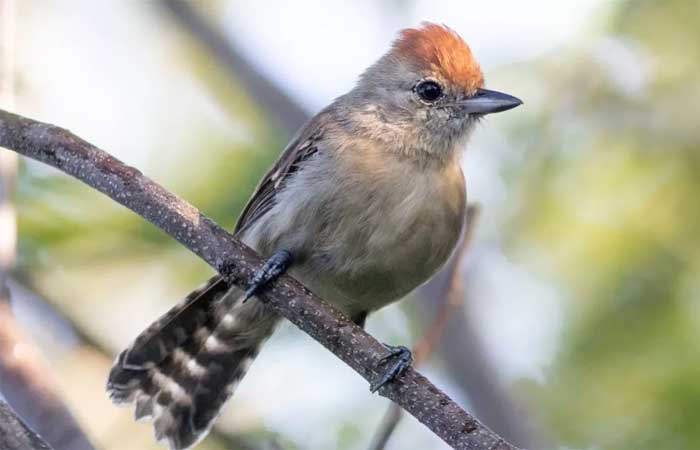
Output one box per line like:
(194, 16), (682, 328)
(242, 147), (466, 317)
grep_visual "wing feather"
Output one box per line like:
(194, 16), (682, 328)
(234, 115), (326, 234)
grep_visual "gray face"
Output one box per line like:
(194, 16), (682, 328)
(341, 52), (521, 163)
(344, 55), (480, 161)
(409, 76), (482, 153)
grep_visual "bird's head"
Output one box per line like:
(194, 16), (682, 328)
(347, 23), (522, 163)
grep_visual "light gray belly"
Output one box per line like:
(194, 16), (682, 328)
(241, 153), (465, 317)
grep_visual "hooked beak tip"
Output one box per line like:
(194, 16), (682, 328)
(461, 88), (523, 115)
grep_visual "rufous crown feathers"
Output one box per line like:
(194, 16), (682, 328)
(392, 23), (484, 94)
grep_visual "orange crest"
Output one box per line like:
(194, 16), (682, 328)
(393, 23), (484, 94)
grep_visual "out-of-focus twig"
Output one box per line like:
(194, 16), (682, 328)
(158, 0), (308, 135)
(0, 398), (53, 450)
(417, 249), (546, 448)
(411, 205), (480, 365)
(369, 205), (480, 450)
(434, 281), (545, 448)
(0, 5), (94, 449)
(0, 301), (95, 450)
(0, 109), (521, 450)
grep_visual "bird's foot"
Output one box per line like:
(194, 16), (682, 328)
(370, 344), (413, 393)
(243, 250), (294, 302)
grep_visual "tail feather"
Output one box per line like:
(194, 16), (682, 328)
(107, 275), (279, 450)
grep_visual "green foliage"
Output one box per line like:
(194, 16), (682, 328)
(511, 1), (700, 447)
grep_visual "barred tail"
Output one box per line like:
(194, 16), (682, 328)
(107, 275), (280, 450)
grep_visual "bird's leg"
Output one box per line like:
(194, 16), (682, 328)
(370, 344), (413, 392)
(243, 250), (294, 302)
(351, 311), (368, 329)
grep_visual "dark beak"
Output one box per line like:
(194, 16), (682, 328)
(459, 88), (523, 115)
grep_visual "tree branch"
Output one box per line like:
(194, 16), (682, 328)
(0, 109), (519, 450)
(0, 293), (95, 450)
(416, 248), (545, 448)
(0, 398), (53, 450)
(158, 0), (308, 134)
(430, 284), (544, 448)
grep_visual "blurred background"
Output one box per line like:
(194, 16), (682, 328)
(1, 1), (699, 449)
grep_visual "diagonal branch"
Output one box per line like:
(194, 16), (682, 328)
(0, 398), (52, 450)
(0, 298), (95, 450)
(158, 0), (308, 134)
(418, 253), (545, 448)
(0, 108), (519, 450)
(431, 285), (543, 448)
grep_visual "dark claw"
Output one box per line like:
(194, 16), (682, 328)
(370, 344), (413, 393)
(243, 250), (294, 302)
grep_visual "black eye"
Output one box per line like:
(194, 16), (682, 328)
(415, 80), (443, 102)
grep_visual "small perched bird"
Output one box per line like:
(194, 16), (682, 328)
(107, 23), (521, 449)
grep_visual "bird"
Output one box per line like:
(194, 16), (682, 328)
(107, 22), (522, 450)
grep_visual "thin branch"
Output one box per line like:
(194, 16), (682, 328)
(369, 205), (480, 450)
(0, 398), (53, 450)
(416, 250), (545, 448)
(158, 0), (308, 135)
(0, 298), (95, 450)
(435, 285), (544, 448)
(411, 206), (480, 365)
(0, 109), (520, 450)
